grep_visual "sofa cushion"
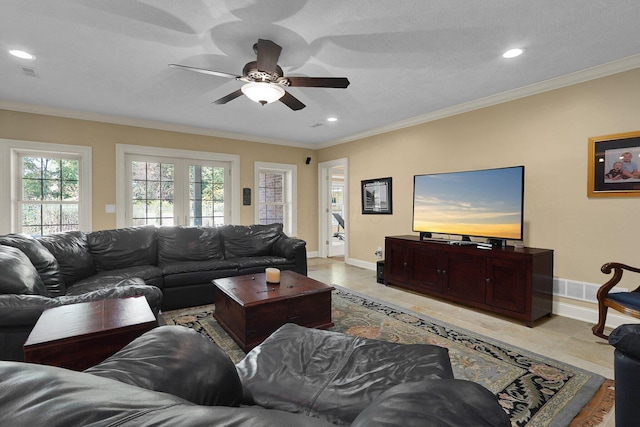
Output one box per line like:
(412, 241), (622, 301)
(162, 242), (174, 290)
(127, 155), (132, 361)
(0, 246), (50, 296)
(66, 266), (163, 294)
(38, 231), (95, 285)
(157, 226), (224, 263)
(236, 323), (454, 425)
(86, 326), (242, 407)
(88, 226), (157, 271)
(0, 234), (66, 296)
(221, 223), (283, 258)
(351, 380), (510, 427)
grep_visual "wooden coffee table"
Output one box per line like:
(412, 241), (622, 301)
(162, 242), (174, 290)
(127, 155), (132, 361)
(213, 270), (334, 352)
(23, 296), (157, 371)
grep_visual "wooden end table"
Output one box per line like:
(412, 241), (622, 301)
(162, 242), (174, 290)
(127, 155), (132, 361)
(213, 270), (334, 352)
(23, 296), (157, 371)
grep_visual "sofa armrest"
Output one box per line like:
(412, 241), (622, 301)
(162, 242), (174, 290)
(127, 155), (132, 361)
(85, 326), (243, 407)
(609, 324), (640, 359)
(0, 278), (163, 328)
(0, 294), (59, 327)
(352, 380), (510, 427)
(272, 236), (307, 275)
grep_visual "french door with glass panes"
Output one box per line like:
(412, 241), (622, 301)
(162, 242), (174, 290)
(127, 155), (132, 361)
(126, 155), (229, 227)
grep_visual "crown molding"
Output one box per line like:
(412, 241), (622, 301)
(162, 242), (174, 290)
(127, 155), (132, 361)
(0, 101), (309, 149)
(321, 54), (640, 149)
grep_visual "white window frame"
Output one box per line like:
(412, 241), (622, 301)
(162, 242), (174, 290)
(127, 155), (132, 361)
(254, 161), (297, 236)
(0, 139), (92, 234)
(116, 144), (240, 228)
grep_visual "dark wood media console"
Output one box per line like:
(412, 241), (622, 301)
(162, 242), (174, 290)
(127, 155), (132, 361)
(384, 235), (554, 326)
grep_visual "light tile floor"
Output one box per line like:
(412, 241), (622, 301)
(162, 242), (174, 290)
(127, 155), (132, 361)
(307, 257), (615, 426)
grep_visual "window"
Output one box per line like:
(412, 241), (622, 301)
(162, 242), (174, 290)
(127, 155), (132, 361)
(116, 145), (240, 228)
(130, 159), (176, 226)
(255, 162), (297, 236)
(20, 155), (80, 235)
(0, 139), (92, 235)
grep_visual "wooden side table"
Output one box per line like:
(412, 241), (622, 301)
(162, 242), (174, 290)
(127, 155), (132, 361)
(23, 296), (157, 371)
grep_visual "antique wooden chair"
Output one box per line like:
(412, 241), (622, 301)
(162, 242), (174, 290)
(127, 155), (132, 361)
(592, 262), (640, 339)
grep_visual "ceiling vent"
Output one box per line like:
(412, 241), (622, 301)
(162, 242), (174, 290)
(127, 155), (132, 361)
(20, 66), (38, 77)
(310, 123), (323, 128)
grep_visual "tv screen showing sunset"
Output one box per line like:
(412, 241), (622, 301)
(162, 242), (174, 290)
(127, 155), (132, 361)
(412, 166), (524, 240)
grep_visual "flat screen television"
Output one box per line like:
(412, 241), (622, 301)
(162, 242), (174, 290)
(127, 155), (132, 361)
(412, 165), (524, 242)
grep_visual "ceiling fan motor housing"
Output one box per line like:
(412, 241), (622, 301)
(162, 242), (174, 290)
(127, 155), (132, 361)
(242, 61), (284, 84)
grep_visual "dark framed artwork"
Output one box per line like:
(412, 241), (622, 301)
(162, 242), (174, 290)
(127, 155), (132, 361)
(588, 130), (640, 198)
(361, 177), (392, 214)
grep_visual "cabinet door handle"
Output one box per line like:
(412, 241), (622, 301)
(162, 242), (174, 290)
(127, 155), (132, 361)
(486, 278), (491, 283)
(442, 270), (447, 275)
(437, 269), (441, 274)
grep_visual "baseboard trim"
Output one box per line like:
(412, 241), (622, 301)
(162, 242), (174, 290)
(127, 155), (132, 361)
(553, 301), (640, 329)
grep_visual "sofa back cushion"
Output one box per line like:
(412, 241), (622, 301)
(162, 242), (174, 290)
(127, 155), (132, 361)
(88, 226), (157, 271)
(157, 226), (223, 264)
(0, 245), (50, 296)
(0, 234), (66, 296)
(38, 231), (95, 286)
(220, 223), (283, 258)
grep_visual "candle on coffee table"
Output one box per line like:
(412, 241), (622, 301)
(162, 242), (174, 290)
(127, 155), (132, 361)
(265, 268), (280, 284)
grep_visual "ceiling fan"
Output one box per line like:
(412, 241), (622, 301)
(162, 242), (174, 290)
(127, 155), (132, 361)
(169, 39), (350, 111)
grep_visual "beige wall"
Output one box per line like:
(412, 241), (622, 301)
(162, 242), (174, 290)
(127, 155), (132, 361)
(0, 110), (319, 248)
(318, 68), (640, 288)
(2, 67), (639, 292)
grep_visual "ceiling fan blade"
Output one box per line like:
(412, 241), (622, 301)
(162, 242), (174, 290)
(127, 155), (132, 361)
(279, 91), (305, 111)
(212, 89), (244, 105)
(169, 64), (240, 79)
(255, 39), (282, 74)
(284, 76), (350, 88)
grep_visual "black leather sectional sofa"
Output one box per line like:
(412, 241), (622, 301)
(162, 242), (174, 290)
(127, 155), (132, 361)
(0, 324), (510, 426)
(0, 223), (306, 361)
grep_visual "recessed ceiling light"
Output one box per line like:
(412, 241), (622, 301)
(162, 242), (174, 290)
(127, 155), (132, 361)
(327, 117), (338, 122)
(502, 48), (523, 59)
(9, 49), (36, 60)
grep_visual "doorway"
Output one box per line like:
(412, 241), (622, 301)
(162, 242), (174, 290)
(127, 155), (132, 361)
(318, 158), (348, 260)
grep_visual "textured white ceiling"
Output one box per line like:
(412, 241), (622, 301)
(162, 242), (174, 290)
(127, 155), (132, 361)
(1, 0), (640, 147)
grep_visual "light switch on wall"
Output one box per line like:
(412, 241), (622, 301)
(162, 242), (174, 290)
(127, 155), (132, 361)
(105, 204), (116, 213)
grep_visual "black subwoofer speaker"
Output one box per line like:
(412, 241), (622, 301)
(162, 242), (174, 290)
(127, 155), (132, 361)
(376, 260), (385, 284)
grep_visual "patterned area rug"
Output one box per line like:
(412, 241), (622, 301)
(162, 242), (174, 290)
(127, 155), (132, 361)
(162, 286), (613, 427)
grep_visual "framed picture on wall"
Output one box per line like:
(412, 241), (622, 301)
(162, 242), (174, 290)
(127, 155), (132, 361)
(588, 130), (640, 198)
(361, 177), (392, 214)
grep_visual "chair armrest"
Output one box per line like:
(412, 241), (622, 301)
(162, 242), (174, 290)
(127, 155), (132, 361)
(597, 262), (640, 302)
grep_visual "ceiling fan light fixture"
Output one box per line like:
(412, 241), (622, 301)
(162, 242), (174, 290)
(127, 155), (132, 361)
(241, 82), (285, 105)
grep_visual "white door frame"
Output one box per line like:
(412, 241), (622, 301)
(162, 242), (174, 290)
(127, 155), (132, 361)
(318, 158), (348, 260)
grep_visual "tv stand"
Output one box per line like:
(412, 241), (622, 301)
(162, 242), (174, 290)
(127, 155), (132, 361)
(384, 235), (554, 326)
